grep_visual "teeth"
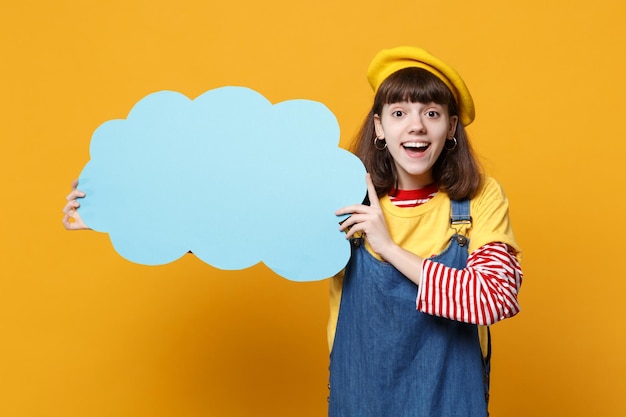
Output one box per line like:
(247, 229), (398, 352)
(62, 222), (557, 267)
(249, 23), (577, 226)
(403, 142), (429, 148)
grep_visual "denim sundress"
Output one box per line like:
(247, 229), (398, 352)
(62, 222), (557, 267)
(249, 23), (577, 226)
(328, 200), (489, 417)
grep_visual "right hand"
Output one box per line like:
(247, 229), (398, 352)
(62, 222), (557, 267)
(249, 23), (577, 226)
(336, 173), (395, 258)
(62, 179), (90, 230)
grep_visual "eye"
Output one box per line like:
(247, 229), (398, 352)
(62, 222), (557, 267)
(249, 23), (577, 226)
(392, 110), (404, 117)
(425, 110), (440, 118)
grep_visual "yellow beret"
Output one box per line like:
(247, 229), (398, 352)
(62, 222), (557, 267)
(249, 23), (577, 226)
(367, 46), (475, 126)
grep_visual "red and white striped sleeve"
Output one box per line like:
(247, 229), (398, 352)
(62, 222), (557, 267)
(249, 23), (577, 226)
(416, 242), (522, 325)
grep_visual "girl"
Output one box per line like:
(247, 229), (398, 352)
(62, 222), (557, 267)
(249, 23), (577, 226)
(63, 45), (522, 417)
(328, 46), (522, 417)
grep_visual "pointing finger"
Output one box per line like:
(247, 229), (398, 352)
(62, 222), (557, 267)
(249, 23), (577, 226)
(365, 173), (380, 208)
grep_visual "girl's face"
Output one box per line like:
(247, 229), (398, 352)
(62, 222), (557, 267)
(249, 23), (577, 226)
(374, 101), (458, 190)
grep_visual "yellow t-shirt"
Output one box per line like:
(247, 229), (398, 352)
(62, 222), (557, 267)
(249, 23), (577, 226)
(327, 176), (520, 351)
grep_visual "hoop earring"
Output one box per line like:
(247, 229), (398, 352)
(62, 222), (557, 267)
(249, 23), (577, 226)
(374, 137), (387, 151)
(445, 137), (457, 151)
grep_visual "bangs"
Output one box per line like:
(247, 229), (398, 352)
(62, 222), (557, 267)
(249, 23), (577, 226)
(375, 67), (456, 111)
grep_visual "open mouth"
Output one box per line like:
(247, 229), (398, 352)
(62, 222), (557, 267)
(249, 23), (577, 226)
(402, 142), (430, 155)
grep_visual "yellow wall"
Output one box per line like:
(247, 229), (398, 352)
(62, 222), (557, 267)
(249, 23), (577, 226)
(2, 1), (625, 416)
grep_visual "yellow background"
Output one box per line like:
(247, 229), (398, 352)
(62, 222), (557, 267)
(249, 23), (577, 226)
(2, 0), (625, 416)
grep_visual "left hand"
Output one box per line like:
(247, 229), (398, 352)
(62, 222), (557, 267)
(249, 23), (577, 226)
(336, 173), (396, 258)
(62, 179), (90, 230)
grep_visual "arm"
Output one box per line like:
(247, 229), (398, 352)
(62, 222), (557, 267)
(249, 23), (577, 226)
(62, 179), (91, 230)
(337, 175), (522, 325)
(417, 242), (522, 325)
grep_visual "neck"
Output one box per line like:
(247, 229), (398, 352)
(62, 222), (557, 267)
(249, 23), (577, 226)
(396, 173), (434, 190)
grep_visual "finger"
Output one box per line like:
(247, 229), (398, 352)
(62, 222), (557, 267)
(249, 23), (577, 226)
(62, 200), (80, 214)
(336, 204), (376, 224)
(343, 221), (365, 240)
(66, 189), (85, 201)
(62, 214), (71, 229)
(62, 213), (79, 230)
(64, 222), (84, 231)
(71, 179), (79, 189)
(335, 204), (361, 217)
(338, 213), (367, 232)
(63, 211), (88, 230)
(365, 173), (380, 208)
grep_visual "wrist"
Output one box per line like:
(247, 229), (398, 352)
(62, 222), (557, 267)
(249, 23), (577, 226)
(381, 244), (424, 286)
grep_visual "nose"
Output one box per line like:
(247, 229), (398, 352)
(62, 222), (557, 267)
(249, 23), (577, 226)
(407, 113), (426, 134)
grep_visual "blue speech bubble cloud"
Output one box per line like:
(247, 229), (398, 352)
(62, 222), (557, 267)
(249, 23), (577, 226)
(77, 86), (366, 281)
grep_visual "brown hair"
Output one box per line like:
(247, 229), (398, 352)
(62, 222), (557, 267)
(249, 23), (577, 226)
(352, 67), (483, 200)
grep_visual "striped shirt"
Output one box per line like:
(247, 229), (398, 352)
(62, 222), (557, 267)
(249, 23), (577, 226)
(392, 186), (522, 325)
(389, 184), (439, 208)
(418, 242), (522, 325)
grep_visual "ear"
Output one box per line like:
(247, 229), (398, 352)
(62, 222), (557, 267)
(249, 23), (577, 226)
(373, 114), (385, 139)
(448, 115), (459, 138)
